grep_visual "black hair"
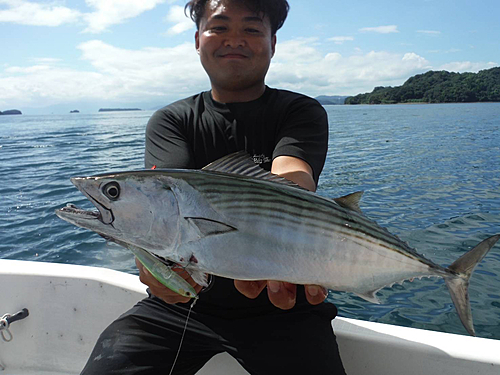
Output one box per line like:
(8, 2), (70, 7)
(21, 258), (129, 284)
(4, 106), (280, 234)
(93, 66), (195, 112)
(185, 0), (290, 35)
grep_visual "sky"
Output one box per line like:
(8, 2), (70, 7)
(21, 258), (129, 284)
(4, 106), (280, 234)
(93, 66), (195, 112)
(1, 0), (499, 114)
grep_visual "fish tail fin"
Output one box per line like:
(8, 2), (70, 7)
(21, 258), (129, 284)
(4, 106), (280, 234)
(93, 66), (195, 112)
(445, 234), (500, 336)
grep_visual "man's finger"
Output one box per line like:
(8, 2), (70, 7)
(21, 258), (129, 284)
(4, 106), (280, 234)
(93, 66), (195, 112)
(136, 259), (163, 288)
(267, 281), (296, 310)
(234, 279), (267, 299)
(305, 285), (328, 305)
(135, 257), (202, 304)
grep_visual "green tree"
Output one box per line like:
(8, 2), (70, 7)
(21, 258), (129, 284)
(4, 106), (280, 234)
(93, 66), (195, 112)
(345, 67), (500, 104)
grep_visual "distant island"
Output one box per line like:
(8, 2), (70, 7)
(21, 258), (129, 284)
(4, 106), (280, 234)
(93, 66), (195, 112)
(98, 108), (141, 112)
(345, 67), (500, 104)
(315, 95), (349, 105)
(70, 110), (80, 113)
(0, 109), (22, 115)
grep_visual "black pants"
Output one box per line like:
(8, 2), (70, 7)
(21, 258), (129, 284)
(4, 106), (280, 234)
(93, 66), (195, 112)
(81, 295), (346, 375)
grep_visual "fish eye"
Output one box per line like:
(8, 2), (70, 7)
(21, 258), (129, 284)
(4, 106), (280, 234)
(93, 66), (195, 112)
(102, 182), (120, 200)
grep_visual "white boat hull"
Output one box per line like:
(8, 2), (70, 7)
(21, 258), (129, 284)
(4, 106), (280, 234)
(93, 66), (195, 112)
(1, 259), (499, 375)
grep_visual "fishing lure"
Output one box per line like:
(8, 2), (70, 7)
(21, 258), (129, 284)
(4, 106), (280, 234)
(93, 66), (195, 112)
(128, 245), (198, 299)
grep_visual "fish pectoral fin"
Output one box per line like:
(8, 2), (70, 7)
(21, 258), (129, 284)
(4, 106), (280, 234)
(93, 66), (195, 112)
(186, 217), (237, 237)
(185, 267), (210, 288)
(354, 290), (381, 304)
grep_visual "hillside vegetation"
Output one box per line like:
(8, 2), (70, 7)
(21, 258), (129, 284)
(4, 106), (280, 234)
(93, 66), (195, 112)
(345, 67), (500, 104)
(315, 95), (349, 105)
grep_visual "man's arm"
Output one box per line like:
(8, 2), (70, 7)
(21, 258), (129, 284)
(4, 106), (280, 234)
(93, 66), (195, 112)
(234, 155), (328, 310)
(271, 155), (316, 192)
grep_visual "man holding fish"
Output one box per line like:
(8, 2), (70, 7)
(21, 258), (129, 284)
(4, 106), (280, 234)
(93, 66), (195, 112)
(81, 0), (346, 374)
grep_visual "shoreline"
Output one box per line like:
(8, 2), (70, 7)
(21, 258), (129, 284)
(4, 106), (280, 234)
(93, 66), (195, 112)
(344, 101), (500, 106)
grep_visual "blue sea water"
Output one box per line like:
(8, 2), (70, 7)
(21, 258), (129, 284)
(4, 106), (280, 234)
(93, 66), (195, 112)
(1, 104), (499, 339)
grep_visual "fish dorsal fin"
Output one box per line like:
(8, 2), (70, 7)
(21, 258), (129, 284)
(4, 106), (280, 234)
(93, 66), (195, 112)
(334, 191), (364, 214)
(202, 151), (307, 190)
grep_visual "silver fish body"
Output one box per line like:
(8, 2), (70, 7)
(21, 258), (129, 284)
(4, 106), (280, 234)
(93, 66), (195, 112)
(56, 152), (500, 336)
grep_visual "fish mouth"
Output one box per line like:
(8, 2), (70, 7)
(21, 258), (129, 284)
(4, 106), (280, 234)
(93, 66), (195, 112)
(56, 177), (114, 225)
(57, 203), (101, 219)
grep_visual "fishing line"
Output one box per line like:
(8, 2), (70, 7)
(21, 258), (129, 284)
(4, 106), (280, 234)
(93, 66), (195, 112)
(168, 297), (198, 375)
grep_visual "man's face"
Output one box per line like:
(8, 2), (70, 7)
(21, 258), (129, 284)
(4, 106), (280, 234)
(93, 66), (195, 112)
(195, 0), (276, 97)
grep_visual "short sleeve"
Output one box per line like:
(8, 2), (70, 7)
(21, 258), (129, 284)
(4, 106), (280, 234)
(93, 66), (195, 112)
(272, 97), (328, 185)
(144, 107), (195, 169)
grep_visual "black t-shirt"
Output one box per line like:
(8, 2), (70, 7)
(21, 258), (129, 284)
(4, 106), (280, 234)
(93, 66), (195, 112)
(144, 86), (337, 318)
(145, 86), (327, 185)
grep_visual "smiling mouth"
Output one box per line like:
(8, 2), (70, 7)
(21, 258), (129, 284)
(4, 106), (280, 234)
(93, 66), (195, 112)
(221, 53), (247, 58)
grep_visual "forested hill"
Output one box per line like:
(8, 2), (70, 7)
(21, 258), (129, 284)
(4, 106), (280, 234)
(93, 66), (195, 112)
(345, 67), (500, 104)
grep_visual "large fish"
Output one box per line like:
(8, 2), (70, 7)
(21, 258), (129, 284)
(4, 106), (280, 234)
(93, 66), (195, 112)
(56, 152), (499, 336)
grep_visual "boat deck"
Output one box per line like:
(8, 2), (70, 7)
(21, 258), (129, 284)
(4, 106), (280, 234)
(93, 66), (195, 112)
(1, 259), (499, 375)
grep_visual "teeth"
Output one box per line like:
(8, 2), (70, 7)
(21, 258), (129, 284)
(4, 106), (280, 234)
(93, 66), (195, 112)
(60, 204), (100, 218)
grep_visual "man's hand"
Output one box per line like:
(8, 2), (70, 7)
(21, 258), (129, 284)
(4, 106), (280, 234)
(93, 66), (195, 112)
(237, 155), (327, 308)
(234, 280), (327, 310)
(233, 155), (327, 309)
(136, 258), (203, 304)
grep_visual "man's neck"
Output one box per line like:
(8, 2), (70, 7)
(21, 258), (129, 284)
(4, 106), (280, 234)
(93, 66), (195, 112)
(210, 84), (266, 104)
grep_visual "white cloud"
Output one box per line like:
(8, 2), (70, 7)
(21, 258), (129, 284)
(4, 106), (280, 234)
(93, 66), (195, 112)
(426, 48), (462, 54)
(165, 4), (194, 35)
(0, 0), (81, 26)
(30, 57), (62, 64)
(5, 38), (497, 109)
(0, 40), (208, 108)
(417, 30), (441, 35)
(359, 25), (399, 34)
(328, 36), (354, 45)
(83, 0), (166, 33)
(0, 67), (110, 107)
(274, 38), (323, 63)
(268, 38), (431, 95)
(438, 61), (498, 73)
(0, 0), (167, 33)
(5, 65), (51, 73)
